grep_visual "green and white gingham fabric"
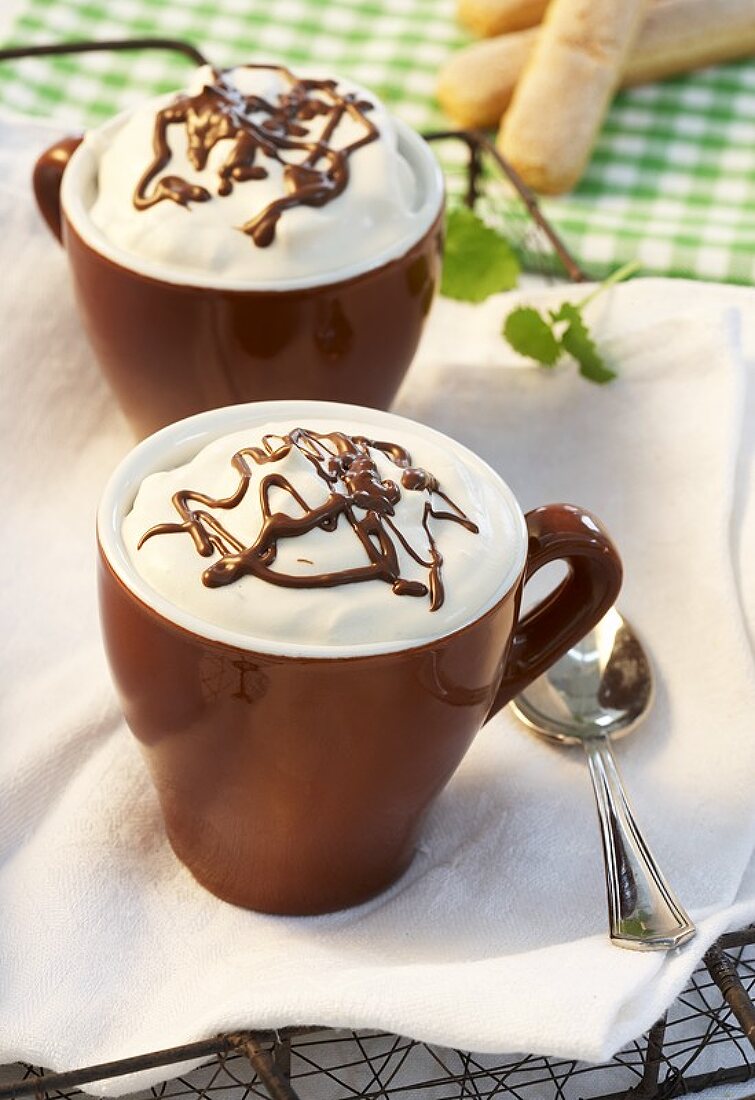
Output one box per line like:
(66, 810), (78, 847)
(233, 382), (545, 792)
(1, 0), (754, 285)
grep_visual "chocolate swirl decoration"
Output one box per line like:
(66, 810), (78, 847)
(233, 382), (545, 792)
(133, 64), (379, 247)
(138, 429), (479, 611)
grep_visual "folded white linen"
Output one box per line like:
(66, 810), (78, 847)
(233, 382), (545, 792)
(0, 114), (753, 1093)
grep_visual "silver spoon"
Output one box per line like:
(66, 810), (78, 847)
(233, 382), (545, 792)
(511, 607), (696, 952)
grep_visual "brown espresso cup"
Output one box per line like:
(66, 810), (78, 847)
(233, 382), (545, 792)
(97, 400), (622, 916)
(33, 113), (444, 440)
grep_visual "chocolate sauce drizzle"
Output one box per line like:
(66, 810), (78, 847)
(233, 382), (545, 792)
(138, 429), (479, 611)
(133, 64), (378, 247)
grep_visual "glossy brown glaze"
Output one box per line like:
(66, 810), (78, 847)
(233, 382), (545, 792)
(99, 548), (517, 915)
(98, 502), (621, 915)
(33, 135), (81, 242)
(33, 136), (443, 439)
(490, 503), (624, 708)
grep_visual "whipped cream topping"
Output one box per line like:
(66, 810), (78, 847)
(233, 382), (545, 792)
(86, 64), (430, 284)
(121, 411), (524, 650)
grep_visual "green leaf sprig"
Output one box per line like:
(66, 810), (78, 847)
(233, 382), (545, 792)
(441, 206), (520, 303)
(502, 260), (641, 384)
(440, 203), (640, 385)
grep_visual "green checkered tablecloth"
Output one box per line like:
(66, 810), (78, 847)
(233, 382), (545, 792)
(1, 0), (754, 285)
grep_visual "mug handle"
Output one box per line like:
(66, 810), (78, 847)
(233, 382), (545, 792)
(487, 503), (622, 720)
(32, 135), (83, 244)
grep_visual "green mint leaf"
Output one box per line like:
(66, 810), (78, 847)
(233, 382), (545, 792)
(499, 259), (635, 381)
(550, 302), (616, 384)
(502, 307), (561, 367)
(441, 206), (519, 304)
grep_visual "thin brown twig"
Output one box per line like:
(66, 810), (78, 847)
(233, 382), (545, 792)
(423, 128), (589, 284)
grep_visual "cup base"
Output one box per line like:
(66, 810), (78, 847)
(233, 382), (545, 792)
(164, 823), (417, 916)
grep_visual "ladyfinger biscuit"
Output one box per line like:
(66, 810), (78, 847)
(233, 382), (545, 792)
(440, 0), (755, 129)
(622, 0), (755, 86)
(498, 0), (651, 194)
(458, 0), (547, 37)
(438, 28), (535, 127)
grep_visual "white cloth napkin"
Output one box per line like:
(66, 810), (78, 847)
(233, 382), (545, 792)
(1, 115), (754, 1093)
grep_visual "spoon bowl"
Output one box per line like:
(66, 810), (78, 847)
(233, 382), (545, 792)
(512, 607), (654, 744)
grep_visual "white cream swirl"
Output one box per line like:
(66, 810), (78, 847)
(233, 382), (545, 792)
(86, 64), (431, 285)
(121, 412), (524, 649)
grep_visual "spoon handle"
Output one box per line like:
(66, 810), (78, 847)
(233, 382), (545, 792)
(583, 736), (696, 951)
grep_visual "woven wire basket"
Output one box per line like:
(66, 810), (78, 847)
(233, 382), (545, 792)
(0, 929), (753, 1100)
(0, 34), (752, 1100)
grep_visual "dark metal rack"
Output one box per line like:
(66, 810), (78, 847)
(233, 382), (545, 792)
(1, 928), (753, 1100)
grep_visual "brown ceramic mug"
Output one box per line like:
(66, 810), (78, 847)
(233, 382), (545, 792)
(33, 109), (444, 440)
(97, 400), (622, 916)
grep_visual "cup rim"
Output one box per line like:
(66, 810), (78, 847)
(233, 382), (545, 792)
(61, 104), (445, 293)
(97, 401), (529, 660)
